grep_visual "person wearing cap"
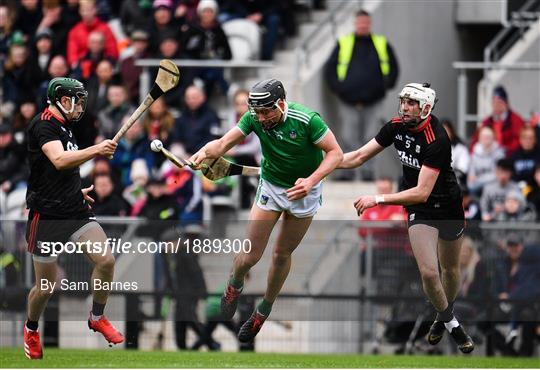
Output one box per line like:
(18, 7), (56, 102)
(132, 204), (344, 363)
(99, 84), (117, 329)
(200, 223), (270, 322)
(32, 28), (54, 81)
(480, 158), (521, 222)
(494, 188), (536, 222)
(149, 0), (181, 54)
(470, 85), (526, 157)
(180, 0), (232, 97)
(120, 29), (151, 103)
(490, 234), (540, 357)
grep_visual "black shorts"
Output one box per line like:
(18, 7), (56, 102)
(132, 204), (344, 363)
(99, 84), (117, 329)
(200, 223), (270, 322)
(405, 203), (465, 241)
(26, 209), (97, 258)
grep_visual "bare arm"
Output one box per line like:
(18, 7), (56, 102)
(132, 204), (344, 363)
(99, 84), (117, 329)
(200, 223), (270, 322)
(380, 166), (440, 205)
(286, 130), (343, 200)
(339, 139), (385, 169)
(308, 130), (343, 184)
(189, 127), (246, 165)
(354, 165), (440, 215)
(42, 140), (117, 170)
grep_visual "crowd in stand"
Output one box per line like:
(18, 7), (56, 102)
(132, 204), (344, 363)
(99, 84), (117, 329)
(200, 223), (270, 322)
(1, 0), (315, 222)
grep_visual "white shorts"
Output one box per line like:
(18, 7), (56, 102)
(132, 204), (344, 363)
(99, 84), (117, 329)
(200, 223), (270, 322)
(255, 178), (323, 218)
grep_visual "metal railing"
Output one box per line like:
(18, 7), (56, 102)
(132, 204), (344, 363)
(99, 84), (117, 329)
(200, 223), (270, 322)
(294, 0), (355, 81)
(485, 0), (540, 64)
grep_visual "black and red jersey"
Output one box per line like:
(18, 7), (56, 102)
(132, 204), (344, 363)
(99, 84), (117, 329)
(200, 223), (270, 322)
(375, 115), (462, 210)
(26, 108), (88, 217)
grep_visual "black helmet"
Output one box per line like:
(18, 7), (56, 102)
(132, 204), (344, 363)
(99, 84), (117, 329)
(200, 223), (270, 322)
(248, 78), (286, 110)
(47, 77), (88, 121)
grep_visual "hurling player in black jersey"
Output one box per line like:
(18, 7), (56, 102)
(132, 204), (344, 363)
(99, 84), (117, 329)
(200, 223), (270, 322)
(23, 78), (122, 360)
(339, 83), (474, 353)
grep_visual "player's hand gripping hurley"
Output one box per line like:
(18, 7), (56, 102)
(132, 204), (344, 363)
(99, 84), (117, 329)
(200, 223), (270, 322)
(150, 140), (260, 181)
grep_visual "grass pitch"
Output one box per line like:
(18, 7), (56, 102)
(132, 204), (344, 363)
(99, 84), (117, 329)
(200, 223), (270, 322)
(1, 348), (539, 368)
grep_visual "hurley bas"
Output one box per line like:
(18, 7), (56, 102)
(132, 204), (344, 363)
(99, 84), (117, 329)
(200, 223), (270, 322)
(40, 279), (139, 293)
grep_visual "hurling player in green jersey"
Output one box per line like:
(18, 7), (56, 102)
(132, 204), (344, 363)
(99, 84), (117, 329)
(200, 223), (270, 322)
(190, 79), (343, 342)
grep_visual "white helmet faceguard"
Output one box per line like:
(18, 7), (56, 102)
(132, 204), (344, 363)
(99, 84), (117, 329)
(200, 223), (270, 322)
(398, 83), (437, 124)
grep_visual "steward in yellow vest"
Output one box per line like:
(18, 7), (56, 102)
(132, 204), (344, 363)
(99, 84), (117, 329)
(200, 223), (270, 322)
(324, 10), (399, 106)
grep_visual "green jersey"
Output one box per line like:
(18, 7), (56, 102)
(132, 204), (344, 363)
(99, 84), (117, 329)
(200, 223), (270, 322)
(237, 101), (329, 188)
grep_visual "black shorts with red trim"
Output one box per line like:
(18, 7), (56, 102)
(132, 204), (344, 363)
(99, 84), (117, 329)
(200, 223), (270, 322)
(26, 209), (96, 257)
(405, 201), (465, 241)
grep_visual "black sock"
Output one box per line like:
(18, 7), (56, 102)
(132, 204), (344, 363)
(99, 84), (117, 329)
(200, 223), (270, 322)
(92, 301), (105, 316)
(26, 319), (38, 331)
(436, 301), (454, 322)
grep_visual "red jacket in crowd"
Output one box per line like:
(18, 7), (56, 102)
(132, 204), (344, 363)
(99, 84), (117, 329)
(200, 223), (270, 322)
(67, 18), (118, 66)
(470, 109), (526, 157)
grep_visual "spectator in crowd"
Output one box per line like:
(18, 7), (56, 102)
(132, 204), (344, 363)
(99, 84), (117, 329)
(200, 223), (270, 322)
(462, 187), (482, 222)
(10, 98), (36, 158)
(120, 29), (151, 104)
(81, 156), (122, 191)
(526, 164), (540, 221)
(171, 239), (217, 351)
(31, 27), (54, 82)
(511, 126), (540, 187)
(0, 3), (16, 57)
(149, 0), (181, 55)
(4, 43), (41, 106)
(73, 30), (113, 82)
(470, 85), (525, 157)
(181, 0), (232, 97)
(91, 173), (130, 216)
(461, 187), (482, 240)
(173, 84), (220, 155)
(142, 97), (175, 156)
(36, 55), (71, 110)
(467, 126), (505, 195)
(123, 159), (150, 209)
(224, 89), (261, 208)
(133, 176), (178, 240)
(86, 58), (116, 114)
(442, 119), (470, 188)
(480, 159), (521, 221)
(492, 234), (540, 357)
(66, 0), (118, 67)
(46, 0), (81, 57)
(458, 236), (488, 300)
(13, 0), (42, 41)
(175, 0), (201, 24)
(218, 0), (282, 60)
(324, 9), (399, 180)
(120, 0), (153, 37)
(160, 144), (204, 228)
(97, 84), (135, 140)
(0, 124), (28, 194)
(494, 189), (536, 222)
(110, 119), (155, 188)
(358, 177), (407, 257)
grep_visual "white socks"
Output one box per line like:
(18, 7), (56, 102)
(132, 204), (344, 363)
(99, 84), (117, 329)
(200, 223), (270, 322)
(444, 317), (459, 332)
(91, 313), (102, 321)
